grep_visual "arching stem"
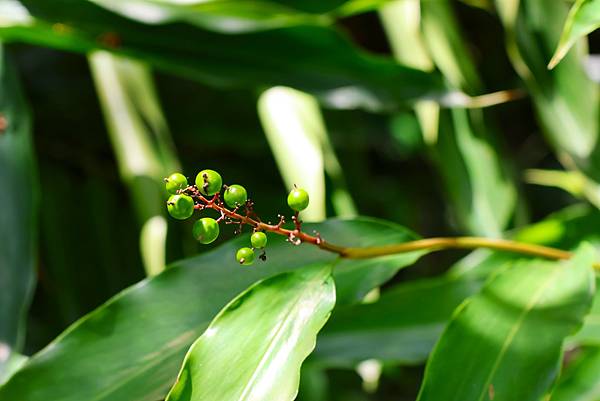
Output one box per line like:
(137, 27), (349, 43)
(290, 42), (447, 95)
(183, 186), (600, 271)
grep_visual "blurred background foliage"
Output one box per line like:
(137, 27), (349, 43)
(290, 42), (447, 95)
(3, 0), (600, 399)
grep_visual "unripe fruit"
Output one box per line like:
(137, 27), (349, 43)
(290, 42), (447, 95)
(167, 194), (194, 220)
(195, 169), (222, 196)
(165, 173), (188, 195)
(251, 232), (267, 249)
(236, 247), (255, 266)
(224, 184), (248, 208)
(193, 217), (220, 244)
(287, 187), (309, 211)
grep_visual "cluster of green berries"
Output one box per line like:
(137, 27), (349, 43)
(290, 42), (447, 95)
(165, 169), (310, 267)
(236, 231), (268, 266)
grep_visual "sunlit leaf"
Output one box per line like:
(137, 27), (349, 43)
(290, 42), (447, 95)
(496, 0), (600, 206)
(0, 0), (445, 112)
(382, 0), (517, 236)
(89, 51), (179, 276)
(0, 218), (423, 401)
(417, 245), (596, 401)
(258, 86), (356, 222)
(87, 0), (330, 33)
(165, 263), (335, 401)
(318, 205), (600, 368)
(549, 0), (600, 69)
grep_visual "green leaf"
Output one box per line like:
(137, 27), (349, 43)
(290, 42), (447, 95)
(0, 0), (444, 112)
(0, 352), (27, 386)
(381, 0), (517, 236)
(421, 0), (516, 236)
(421, 0), (482, 94)
(85, 0), (399, 33)
(86, 0), (331, 33)
(0, 43), (38, 373)
(495, 0), (600, 202)
(417, 245), (596, 401)
(315, 275), (483, 366)
(549, 0), (600, 69)
(550, 346), (600, 401)
(0, 218), (422, 401)
(570, 277), (600, 346)
(433, 108), (516, 237)
(89, 51), (179, 276)
(165, 263), (335, 401)
(316, 205), (600, 368)
(257, 86), (357, 222)
(450, 204), (600, 279)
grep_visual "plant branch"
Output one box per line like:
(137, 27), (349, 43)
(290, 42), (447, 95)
(183, 186), (600, 271)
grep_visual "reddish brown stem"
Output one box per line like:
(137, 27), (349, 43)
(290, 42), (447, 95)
(182, 186), (600, 270)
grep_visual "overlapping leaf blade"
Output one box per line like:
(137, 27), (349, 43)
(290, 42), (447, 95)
(316, 275), (483, 366)
(87, 0), (330, 33)
(495, 0), (600, 206)
(417, 245), (596, 401)
(0, 0), (445, 112)
(165, 263), (335, 401)
(381, 0), (516, 236)
(86, 0), (394, 33)
(550, 346), (600, 401)
(89, 51), (179, 276)
(0, 218), (423, 401)
(315, 205), (600, 369)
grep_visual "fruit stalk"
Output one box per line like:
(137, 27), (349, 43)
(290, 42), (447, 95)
(181, 185), (600, 270)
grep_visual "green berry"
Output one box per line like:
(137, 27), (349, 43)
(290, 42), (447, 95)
(192, 217), (220, 244)
(165, 173), (188, 195)
(287, 187), (309, 211)
(195, 169), (223, 196)
(251, 232), (267, 249)
(167, 194), (194, 220)
(236, 247), (255, 266)
(224, 184), (248, 208)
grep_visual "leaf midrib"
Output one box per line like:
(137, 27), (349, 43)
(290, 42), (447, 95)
(236, 270), (329, 401)
(475, 267), (562, 401)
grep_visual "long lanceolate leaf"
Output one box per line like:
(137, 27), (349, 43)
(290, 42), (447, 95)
(381, 0), (516, 236)
(550, 0), (600, 69)
(258, 86), (357, 222)
(166, 263), (335, 401)
(0, 0), (445, 112)
(496, 0), (600, 205)
(316, 275), (483, 366)
(317, 206), (600, 369)
(0, 218), (422, 401)
(89, 52), (179, 276)
(417, 245), (596, 401)
(0, 43), (38, 378)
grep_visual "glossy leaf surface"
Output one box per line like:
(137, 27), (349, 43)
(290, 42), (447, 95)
(165, 263), (335, 401)
(0, 218), (422, 401)
(417, 246), (596, 401)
